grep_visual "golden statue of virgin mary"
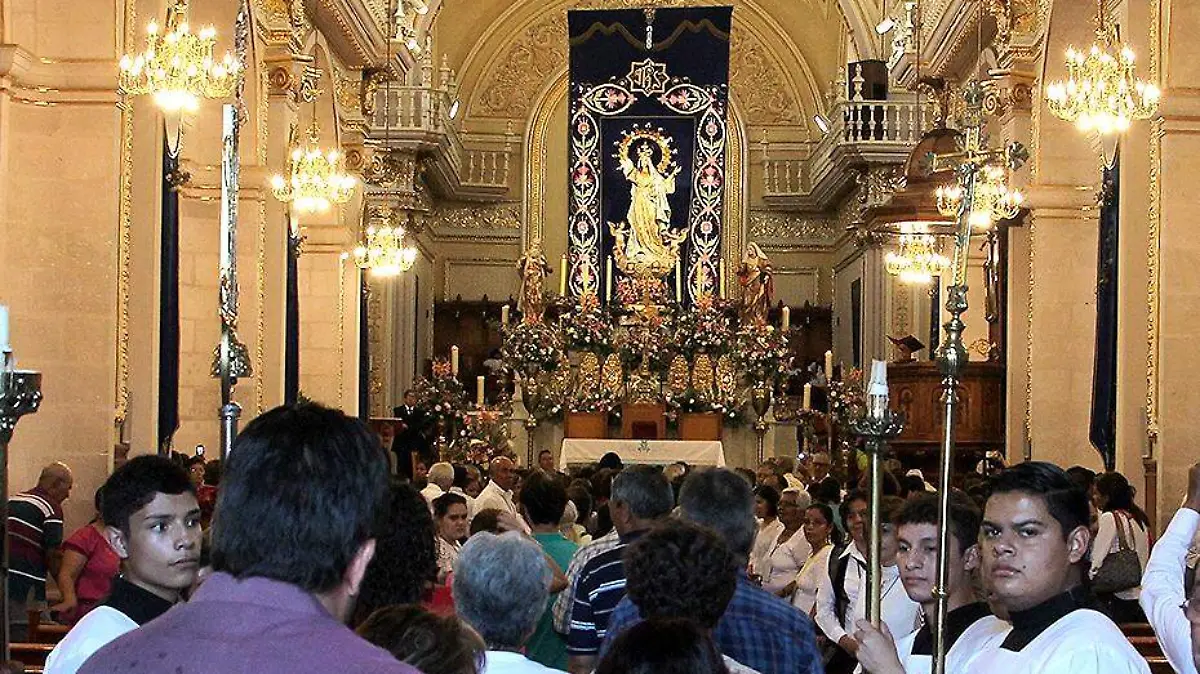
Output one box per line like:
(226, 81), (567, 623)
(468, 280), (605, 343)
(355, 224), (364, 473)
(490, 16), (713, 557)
(610, 135), (686, 278)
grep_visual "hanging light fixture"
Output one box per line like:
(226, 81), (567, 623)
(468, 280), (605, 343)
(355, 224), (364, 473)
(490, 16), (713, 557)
(935, 164), (1024, 230)
(118, 0), (240, 113)
(1045, 0), (1160, 134)
(354, 221), (419, 276)
(270, 121), (357, 213)
(885, 231), (951, 285)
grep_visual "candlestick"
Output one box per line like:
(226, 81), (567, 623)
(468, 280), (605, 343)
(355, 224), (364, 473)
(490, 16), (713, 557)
(719, 261), (726, 298)
(803, 382), (812, 410)
(559, 254), (567, 296)
(606, 257), (613, 302)
(675, 258), (683, 301)
(824, 350), (833, 380)
(0, 304), (9, 353)
(501, 305), (509, 327)
(781, 306), (790, 332)
(477, 376), (485, 407)
(451, 346), (460, 376)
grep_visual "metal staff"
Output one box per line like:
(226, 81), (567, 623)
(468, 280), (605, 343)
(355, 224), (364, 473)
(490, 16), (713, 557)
(212, 0), (252, 459)
(925, 82), (1027, 674)
(0, 356), (43, 660)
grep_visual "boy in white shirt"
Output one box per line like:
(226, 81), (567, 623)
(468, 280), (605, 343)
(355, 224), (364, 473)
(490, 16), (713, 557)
(853, 493), (1006, 674)
(1139, 461), (1200, 674)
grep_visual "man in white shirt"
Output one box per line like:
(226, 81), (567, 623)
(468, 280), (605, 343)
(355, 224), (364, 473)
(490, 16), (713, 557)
(970, 462), (1148, 674)
(475, 456), (519, 515)
(1140, 461), (1200, 674)
(853, 493), (1006, 674)
(421, 462), (454, 506)
(814, 490), (868, 671)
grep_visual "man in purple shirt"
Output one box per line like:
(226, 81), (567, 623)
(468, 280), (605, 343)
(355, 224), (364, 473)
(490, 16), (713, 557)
(79, 403), (419, 674)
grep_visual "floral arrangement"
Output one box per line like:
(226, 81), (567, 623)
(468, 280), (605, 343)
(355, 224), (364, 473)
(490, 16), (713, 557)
(731, 324), (789, 384)
(447, 408), (514, 465)
(569, 388), (615, 414)
(671, 295), (734, 358)
(561, 294), (614, 354)
(413, 359), (467, 430)
(615, 276), (670, 306)
(616, 317), (675, 374)
(502, 321), (564, 377)
(828, 366), (865, 422)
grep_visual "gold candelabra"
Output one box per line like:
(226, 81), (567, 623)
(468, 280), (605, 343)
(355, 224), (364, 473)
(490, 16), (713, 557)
(270, 121), (357, 214)
(884, 231), (951, 285)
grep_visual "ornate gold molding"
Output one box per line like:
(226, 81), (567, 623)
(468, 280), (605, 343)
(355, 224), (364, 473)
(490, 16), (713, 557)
(429, 202), (522, 230)
(1146, 118), (1163, 451)
(525, 75), (568, 247)
(337, 255), (347, 404)
(115, 0), (136, 428)
(748, 211), (839, 244)
(728, 28), (801, 125)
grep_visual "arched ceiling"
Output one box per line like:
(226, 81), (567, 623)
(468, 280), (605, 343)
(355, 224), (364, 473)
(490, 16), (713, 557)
(430, 0), (856, 133)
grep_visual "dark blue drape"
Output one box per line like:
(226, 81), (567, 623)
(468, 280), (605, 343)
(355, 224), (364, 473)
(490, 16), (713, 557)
(157, 135), (180, 453)
(1089, 148), (1119, 471)
(284, 229), (300, 405)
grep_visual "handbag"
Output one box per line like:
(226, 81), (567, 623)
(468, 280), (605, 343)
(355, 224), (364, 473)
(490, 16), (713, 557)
(1091, 510), (1141, 594)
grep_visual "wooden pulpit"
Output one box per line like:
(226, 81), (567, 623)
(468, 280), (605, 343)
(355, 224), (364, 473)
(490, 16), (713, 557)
(621, 403), (666, 440)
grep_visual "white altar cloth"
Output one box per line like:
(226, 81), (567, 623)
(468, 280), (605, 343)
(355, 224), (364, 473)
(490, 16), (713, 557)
(559, 439), (726, 470)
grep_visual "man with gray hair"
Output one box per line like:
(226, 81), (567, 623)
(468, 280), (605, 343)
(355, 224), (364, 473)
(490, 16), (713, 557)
(603, 468), (824, 674)
(454, 532), (565, 674)
(566, 466), (673, 674)
(421, 461), (454, 506)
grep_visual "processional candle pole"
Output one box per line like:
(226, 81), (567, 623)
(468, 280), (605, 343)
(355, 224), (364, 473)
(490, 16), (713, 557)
(0, 307), (44, 660)
(212, 0), (253, 460)
(848, 360), (903, 627)
(924, 81), (1027, 674)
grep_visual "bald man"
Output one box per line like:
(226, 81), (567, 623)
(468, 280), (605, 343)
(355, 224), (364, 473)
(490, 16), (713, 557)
(9, 462), (73, 639)
(475, 457), (518, 515)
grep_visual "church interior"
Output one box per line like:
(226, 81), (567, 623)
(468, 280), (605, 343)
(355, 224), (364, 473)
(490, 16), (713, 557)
(0, 0), (1194, 547)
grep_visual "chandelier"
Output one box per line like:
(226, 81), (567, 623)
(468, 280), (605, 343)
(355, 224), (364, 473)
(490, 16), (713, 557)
(118, 0), (240, 113)
(885, 232), (951, 285)
(935, 164), (1024, 230)
(270, 121), (357, 213)
(354, 222), (418, 277)
(1045, 1), (1160, 134)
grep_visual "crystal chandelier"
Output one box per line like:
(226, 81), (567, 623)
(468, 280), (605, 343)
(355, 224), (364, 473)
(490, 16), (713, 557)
(355, 222), (418, 277)
(270, 121), (357, 213)
(885, 232), (951, 285)
(1045, 0), (1160, 134)
(118, 0), (240, 113)
(935, 164), (1024, 230)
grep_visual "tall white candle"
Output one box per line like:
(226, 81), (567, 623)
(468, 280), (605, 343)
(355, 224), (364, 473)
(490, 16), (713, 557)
(0, 304), (9, 352)
(803, 382), (812, 410)
(559, 254), (568, 296)
(824, 350), (834, 381)
(477, 376), (485, 406)
(501, 304), (509, 327)
(781, 306), (790, 332)
(675, 258), (683, 301)
(606, 257), (614, 302)
(719, 261), (726, 298)
(451, 346), (460, 376)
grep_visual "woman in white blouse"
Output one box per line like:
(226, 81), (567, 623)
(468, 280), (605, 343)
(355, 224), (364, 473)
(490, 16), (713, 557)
(433, 492), (470, 584)
(792, 501), (838, 615)
(761, 488), (813, 597)
(751, 485), (784, 580)
(1089, 471), (1151, 623)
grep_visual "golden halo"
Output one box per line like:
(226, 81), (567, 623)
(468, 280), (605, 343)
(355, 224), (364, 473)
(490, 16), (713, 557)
(617, 129), (673, 174)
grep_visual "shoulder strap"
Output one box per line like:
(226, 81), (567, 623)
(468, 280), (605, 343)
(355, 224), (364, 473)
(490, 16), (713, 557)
(1112, 511), (1131, 552)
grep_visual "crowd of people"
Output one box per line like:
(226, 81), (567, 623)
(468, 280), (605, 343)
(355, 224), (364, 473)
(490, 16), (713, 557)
(6, 401), (1200, 674)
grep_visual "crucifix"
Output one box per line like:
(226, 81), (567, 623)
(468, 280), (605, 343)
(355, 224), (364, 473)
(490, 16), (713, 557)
(922, 81), (1027, 674)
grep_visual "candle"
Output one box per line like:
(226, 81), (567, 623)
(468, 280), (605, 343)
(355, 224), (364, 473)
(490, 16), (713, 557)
(781, 306), (790, 332)
(451, 346), (460, 376)
(803, 383), (812, 410)
(675, 257), (683, 301)
(824, 350), (834, 381)
(559, 254), (568, 296)
(718, 261), (726, 298)
(0, 304), (8, 352)
(606, 257), (614, 302)
(477, 376), (486, 406)
(501, 304), (509, 327)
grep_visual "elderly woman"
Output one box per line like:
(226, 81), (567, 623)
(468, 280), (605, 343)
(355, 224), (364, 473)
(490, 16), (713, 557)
(453, 532), (562, 674)
(759, 487), (812, 597)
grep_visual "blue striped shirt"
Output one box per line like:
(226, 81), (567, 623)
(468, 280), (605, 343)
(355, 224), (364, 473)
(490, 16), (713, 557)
(566, 531), (643, 656)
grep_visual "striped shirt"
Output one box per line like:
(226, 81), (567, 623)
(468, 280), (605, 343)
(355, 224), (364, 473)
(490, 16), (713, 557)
(552, 529), (621, 634)
(8, 487), (63, 601)
(566, 530), (642, 656)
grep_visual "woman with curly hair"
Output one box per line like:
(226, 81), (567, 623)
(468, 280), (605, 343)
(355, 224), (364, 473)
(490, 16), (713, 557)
(351, 479), (438, 627)
(357, 604), (485, 674)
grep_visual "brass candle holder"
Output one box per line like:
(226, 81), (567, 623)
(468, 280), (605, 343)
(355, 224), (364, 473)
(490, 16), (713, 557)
(848, 409), (904, 627)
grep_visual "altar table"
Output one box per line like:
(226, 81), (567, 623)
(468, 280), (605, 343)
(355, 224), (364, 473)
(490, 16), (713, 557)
(558, 439), (726, 470)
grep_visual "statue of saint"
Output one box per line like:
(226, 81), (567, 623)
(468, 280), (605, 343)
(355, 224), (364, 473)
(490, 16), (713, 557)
(737, 243), (774, 326)
(516, 242), (552, 323)
(614, 141), (682, 273)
